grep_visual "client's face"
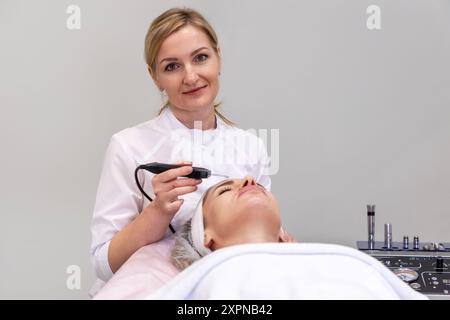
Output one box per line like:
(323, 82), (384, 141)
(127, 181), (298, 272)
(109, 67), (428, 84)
(202, 176), (281, 250)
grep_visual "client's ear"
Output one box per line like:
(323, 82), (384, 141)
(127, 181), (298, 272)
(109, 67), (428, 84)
(204, 231), (214, 249)
(278, 228), (285, 242)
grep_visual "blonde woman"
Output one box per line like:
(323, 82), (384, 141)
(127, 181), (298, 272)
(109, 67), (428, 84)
(90, 8), (271, 295)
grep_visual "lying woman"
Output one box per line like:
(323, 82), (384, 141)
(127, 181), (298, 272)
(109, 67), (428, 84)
(172, 176), (294, 269)
(146, 177), (427, 299)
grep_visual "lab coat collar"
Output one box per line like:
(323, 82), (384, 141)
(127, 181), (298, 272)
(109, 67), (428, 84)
(162, 107), (227, 133)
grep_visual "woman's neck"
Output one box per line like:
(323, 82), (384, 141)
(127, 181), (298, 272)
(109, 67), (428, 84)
(169, 105), (216, 130)
(215, 228), (281, 251)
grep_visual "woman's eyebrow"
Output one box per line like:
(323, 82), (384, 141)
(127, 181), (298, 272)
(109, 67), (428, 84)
(159, 46), (209, 64)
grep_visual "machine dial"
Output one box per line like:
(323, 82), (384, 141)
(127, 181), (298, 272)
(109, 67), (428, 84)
(393, 268), (419, 282)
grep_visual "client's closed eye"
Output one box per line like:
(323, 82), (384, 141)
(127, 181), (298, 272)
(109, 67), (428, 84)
(218, 187), (232, 196)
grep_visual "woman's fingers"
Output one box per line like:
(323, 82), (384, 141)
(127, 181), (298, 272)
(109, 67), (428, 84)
(153, 185), (197, 216)
(156, 165), (193, 183)
(165, 198), (185, 213)
(279, 227), (296, 242)
(172, 178), (202, 188)
(283, 231), (296, 242)
(162, 185), (198, 202)
(175, 160), (192, 165)
(153, 177), (201, 194)
(149, 162), (199, 216)
(151, 164), (194, 194)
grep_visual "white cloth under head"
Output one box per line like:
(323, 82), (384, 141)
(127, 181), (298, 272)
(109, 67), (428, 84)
(191, 179), (233, 257)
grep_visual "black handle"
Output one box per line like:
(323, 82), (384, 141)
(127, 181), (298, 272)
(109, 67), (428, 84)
(141, 162), (211, 179)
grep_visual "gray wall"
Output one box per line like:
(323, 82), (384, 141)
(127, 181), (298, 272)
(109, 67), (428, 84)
(1, 0), (449, 299)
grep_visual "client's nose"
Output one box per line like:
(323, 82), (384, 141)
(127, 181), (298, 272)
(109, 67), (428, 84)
(241, 176), (256, 187)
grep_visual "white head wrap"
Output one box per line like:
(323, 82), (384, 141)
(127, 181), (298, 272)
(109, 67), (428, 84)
(190, 178), (233, 257)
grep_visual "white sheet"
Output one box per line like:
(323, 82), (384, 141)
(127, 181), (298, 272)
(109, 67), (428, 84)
(148, 243), (427, 300)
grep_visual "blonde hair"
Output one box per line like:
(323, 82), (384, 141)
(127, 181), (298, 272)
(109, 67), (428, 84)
(171, 219), (201, 270)
(144, 8), (234, 126)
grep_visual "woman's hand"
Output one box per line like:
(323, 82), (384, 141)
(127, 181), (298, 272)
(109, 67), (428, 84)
(109, 162), (201, 272)
(148, 161), (202, 217)
(279, 226), (296, 243)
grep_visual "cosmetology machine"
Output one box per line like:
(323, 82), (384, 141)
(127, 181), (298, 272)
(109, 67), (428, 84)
(357, 205), (450, 299)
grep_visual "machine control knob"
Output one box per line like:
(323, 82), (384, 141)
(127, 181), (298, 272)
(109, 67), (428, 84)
(413, 236), (420, 250)
(393, 268), (419, 282)
(403, 236), (409, 250)
(436, 256), (445, 271)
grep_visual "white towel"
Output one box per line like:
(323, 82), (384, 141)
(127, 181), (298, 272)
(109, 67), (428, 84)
(148, 242), (427, 300)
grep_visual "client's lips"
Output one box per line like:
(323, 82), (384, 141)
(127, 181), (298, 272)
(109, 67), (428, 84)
(238, 185), (265, 197)
(183, 85), (207, 94)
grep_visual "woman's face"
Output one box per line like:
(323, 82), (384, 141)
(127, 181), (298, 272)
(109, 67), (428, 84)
(152, 25), (221, 112)
(202, 177), (281, 250)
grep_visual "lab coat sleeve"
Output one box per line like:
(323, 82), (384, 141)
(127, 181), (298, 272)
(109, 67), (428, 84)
(90, 134), (143, 282)
(91, 239), (112, 282)
(255, 137), (272, 191)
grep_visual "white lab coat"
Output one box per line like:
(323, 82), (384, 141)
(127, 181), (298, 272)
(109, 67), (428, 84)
(89, 107), (271, 296)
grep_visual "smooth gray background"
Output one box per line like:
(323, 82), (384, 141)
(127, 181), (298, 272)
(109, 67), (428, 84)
(1, 0), (449, 299)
